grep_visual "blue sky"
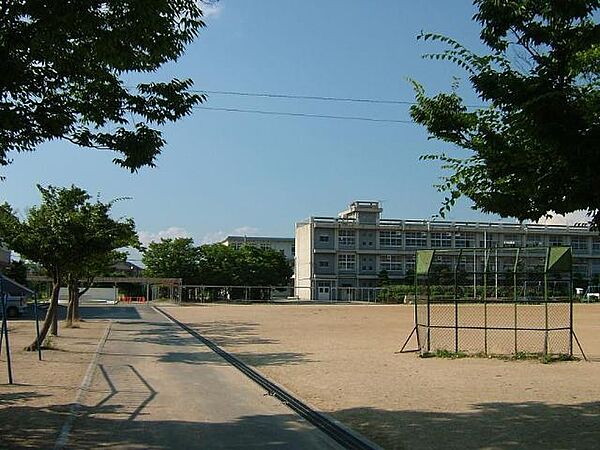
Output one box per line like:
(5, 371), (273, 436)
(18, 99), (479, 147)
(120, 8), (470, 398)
(0, 1), (581, 257)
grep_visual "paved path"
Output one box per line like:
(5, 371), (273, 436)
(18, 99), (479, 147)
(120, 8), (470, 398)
(64, 305), (341, 449)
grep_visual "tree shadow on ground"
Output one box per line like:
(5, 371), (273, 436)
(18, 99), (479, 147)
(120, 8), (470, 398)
(128, 320), (280, 347)
(333, 401), (600, 450)
(157, 350), (313, 367)
(184, 320), (280, 346)
(0, 403), (337, 450)
(102, 321), (313, 368)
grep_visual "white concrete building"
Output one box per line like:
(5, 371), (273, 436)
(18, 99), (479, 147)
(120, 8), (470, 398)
(295, 201), (600, 300)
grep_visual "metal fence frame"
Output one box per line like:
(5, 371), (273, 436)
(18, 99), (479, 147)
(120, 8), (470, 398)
(400, 246), (587, 359)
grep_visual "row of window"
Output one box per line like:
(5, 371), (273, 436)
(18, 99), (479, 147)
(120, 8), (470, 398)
(317, 230), (599, 251)
(319, 254), (415, 272)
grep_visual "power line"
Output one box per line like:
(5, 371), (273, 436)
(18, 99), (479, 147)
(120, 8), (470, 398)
(126, 84), (485, 108)
(193, 105), (413, 123)
(197, 89), (416, 105)
(196, 89), (485, 109)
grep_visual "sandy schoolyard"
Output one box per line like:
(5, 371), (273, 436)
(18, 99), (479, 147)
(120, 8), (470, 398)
(165, 303), (600, 450)
(0, 319), (107, 449)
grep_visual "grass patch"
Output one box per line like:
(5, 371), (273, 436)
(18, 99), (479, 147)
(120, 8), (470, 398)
(420, 349), (578, 363)
(421, 349), (468, 359)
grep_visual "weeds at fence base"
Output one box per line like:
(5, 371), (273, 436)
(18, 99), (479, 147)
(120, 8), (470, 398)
(420, 349), (468, 359)
(419, 349), (578, 364)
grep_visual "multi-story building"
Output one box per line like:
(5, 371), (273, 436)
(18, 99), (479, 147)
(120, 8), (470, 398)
(295, 201), (600, 300)
(219, 236), (295, 262)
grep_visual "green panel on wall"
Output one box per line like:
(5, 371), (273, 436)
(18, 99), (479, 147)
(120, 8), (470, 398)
(416, 250), (434, 275)
(546, 246), (572, 273)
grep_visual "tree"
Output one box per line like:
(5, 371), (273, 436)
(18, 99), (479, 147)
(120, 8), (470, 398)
(0, 1), (207, 172)
(410, 1), (600, 225)
(142, 237), (201, 283)
(0, 185), (137, 349)
(64, 209), (138, 327)
(3, 260), (27, 285)
(378, 269), (390, 287)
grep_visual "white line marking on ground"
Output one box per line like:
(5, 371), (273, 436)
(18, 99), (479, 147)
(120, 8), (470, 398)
(54, 320), (113, 450)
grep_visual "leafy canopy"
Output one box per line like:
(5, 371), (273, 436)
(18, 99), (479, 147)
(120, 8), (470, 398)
(0, 0), (207, 171)
(0, 185), (138, 280)
(410, 0), (600, 225)
(142, 238), (293, 286)
(143, 237), (202, 282)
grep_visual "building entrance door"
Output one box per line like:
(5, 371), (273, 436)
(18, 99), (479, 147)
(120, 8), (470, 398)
(317, 286), (330, 301)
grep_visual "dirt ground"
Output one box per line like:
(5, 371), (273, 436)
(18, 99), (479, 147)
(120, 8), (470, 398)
(0, 319), (107, 449)
(165, 303), (600, 450)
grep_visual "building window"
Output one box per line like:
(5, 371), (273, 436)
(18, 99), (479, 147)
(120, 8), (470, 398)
(405, 231), (427, 248)
(405, 255), (415, 274)
(484, 234), (499, 248)
(338, 229), (356, 247)
(260, 242), (271, 250)
(593, 239), (600, 255)
(380, 255), (402, 271)
(430, 232), (452, 248)
(502, 234), (521, 247)
(318, 260), (329, 268)
(338, 254), (356, 271)
(319, 235), (329, 243)
(575, 263), (589, 277)
(526, 235), (544, 247)
(380, 230), (402, 247)
(570, 236), (589, 254)
(455, 232), (475, 248)
(548, 235), (564, 247)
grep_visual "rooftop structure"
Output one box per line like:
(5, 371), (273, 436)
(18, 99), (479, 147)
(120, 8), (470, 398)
(219, 235), (295, 261)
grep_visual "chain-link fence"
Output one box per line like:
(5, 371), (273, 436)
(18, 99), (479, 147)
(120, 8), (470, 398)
(179, 285), (417, 303)
(402, 247), (586, 359)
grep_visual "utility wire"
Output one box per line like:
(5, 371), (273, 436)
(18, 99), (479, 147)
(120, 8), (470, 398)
(193, 105), (413, 123)
(197, 89), (416, 105)
(126, 84), (485, 108)
(195, 89), (485, 109)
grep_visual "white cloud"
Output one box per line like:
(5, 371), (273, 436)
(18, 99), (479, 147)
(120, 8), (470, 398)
(536, 210), (590, 226)
(138, 227), (191, 246)
(202, 1), (223, 18)
(200, 226), (259, 244)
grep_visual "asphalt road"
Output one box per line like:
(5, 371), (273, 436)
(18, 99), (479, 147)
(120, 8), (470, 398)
(63, 304), (342, 449)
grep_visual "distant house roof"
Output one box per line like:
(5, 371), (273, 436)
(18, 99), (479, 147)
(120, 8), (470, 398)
(1, 274), (34, 296)
(219, 236), (294, 244)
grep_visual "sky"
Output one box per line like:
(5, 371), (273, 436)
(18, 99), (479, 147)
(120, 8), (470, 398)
(0, 1), (588, 260)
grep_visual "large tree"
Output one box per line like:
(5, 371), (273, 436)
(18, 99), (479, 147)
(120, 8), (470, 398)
(0, 0), (207, 171)
(142, 237), (202, 283)
(410, 0), (599, 225)
(0, 185), (137, 349)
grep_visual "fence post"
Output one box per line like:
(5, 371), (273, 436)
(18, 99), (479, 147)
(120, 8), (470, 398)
(543, 247), (550, 357)
(513, 248), (520, 355)
(454, 251), (460, 353)
(569, 268), (574, 357)
(483, 249), (488, 355)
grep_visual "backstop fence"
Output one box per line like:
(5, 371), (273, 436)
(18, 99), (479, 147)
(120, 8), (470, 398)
(401, 246), (586, 359)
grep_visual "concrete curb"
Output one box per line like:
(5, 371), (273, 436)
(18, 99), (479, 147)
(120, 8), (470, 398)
(54, 320), (113, 450)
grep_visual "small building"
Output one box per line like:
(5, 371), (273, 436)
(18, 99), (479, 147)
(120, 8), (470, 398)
(112, 261), (143, 277)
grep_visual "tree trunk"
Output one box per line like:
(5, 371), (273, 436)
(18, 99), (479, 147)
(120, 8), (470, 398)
(26, 280), (60, 351)
(65, 282), (76, 327)
(51, 304), (59, 336)
(73, 293), (81, 321)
